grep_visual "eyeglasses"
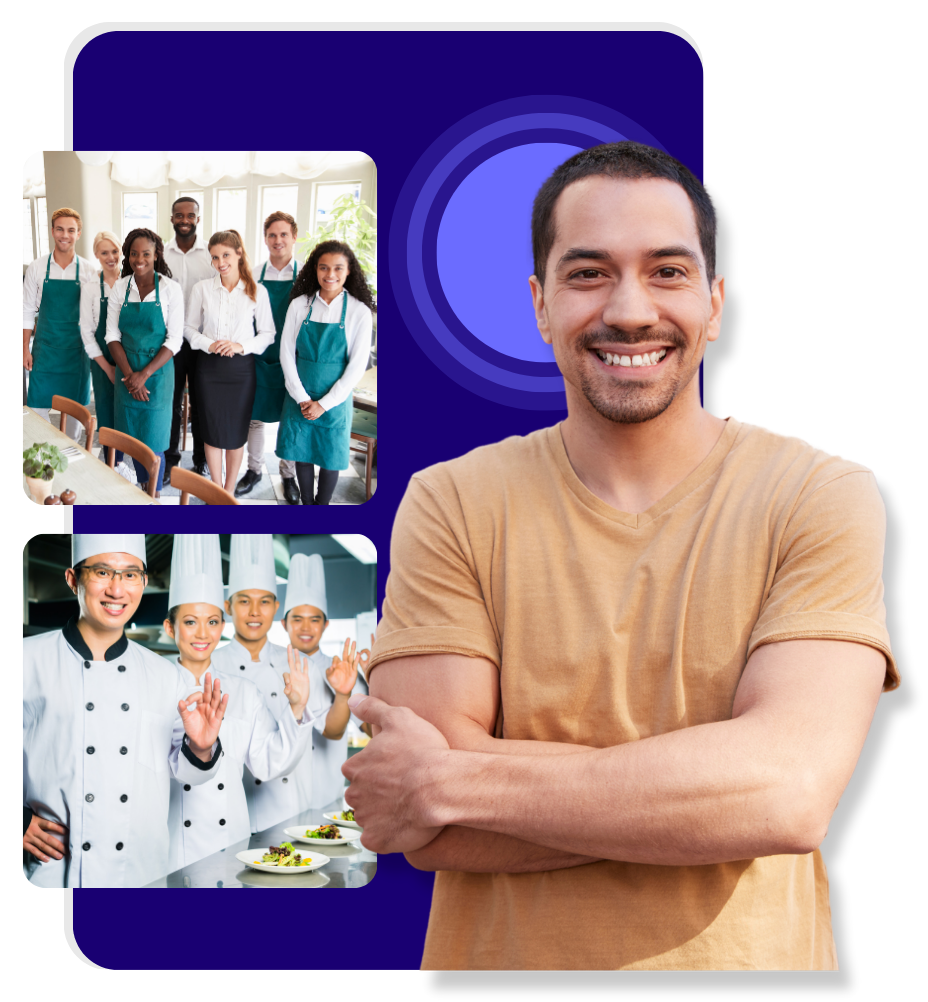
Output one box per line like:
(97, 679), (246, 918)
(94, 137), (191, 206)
(81, 565), (146, 585)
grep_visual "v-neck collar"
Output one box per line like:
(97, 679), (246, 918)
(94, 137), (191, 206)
(63, 615), (129, 662)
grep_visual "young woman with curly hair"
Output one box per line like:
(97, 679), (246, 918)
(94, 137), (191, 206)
(277, 240), (375, 504)
(105, 228), (185, 497)
(184, 230), (275, 493)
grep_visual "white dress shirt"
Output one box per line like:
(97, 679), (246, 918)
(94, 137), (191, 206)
(259, 257), (299, 281)
(279, 291), (373, 410)
(104, 274), (185, 355)
(210, 637), (331, 832)
(167, 660), (319, 871)
(79, 274), (118, 360)
(184, 275), (276, 355)
(23, 252), (96, 330)
(163, 235), (215, 310)
(23, 626), (222, 888)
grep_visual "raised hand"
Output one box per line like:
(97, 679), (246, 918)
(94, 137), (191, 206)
(327, 638), (359, 696)
(284, 644), (312, 717)
(179, 671), (228, 758)
(358, 632), (375, 679)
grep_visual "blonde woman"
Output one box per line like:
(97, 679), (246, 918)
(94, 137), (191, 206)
(79, 231), (124, 465)
(184, 230), (275, 492)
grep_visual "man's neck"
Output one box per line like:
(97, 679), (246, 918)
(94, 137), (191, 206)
(53, 247), (75, 270)
(175, 232), (196, 253)
(559, 382), (727, 515)
(76, 616), (124, 661)
(235, 631), (268, 662)
(268, 253), (292, 273)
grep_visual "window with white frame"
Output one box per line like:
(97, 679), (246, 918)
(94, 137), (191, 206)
(214, 187), (248, 236)
(36, 197), (49, 257)
(257, 184), (299, 264)
(23, 200), (34, 266)
(313, 181), (362, 232)
(174, 190), (204, 237)
(122, 191), (158, 239)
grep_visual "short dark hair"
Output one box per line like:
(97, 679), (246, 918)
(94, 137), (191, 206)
(264, 211), (298, 236)
(531, 142), (716, 287)
(172, 196), (200, 213)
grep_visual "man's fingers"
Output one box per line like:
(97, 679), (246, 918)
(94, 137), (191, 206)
(346, 692), (392, 725)
(39, 818), (67, 835)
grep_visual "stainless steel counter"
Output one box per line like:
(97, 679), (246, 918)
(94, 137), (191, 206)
(146, 799), (376, 888)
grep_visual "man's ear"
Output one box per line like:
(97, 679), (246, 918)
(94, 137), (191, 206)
(224, 598), (232, 616)
(65, 568), (78, 595)
(529, 275), (552, 344)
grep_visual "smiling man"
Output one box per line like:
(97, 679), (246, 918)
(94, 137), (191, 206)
(23, 534), (227, 887)
(345, 143), (898, 970)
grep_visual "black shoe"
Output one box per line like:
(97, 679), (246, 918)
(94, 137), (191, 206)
(282, 477), (301, 505)
(193, 460), (209, 478)
(235, 469), (261, 497)
(162, 464), (175, 487)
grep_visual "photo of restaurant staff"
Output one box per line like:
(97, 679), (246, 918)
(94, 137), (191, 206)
(23, 533), (377, 888)
(22, 152), (377, 505)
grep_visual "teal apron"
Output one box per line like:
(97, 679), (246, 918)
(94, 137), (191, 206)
(113, 273), (175, 453)
(90, 274), (117, 431)
(26, 255), (91, 408)
(252, 260), (295, 422)
(277, 292), (350, 469)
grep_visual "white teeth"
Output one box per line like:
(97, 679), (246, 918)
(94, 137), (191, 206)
(650, 351), (660, 364)
(598, 348), (668, 367)
(631, 355), (643, 366)
(618, 355), (631, 366)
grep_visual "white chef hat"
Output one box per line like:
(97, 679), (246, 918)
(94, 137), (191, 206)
(167, 534), (225, 612)
(284, 553), (327, 618)
(72, 534), (147, 567)
(227, 534), (278, 600)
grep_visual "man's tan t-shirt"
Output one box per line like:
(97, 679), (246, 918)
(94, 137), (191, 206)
(369, 419), (897, 971)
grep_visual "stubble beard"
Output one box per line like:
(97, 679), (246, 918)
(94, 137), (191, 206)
(573, 326), (692, 425)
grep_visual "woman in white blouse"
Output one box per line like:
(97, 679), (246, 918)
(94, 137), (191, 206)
(277, 241), (374, 504)
(79, 231), (124, 464)
(184, 230), (275, 493)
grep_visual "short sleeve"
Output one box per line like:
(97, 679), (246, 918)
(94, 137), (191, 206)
(367, 473), (501, 674)
(747, 469), (898, 690)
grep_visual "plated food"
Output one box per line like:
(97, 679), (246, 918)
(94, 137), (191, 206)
(283, 824), (360, 846)
(235, 845), (330, 874)
(323, 810), (362, 830)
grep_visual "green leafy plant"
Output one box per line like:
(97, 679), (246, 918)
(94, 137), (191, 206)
(297, 194), (377, 299)
(23, 442), (69, 481)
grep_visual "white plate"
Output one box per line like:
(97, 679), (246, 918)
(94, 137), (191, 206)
(324, 811), (361, 830)
(235, 848), (330, 874)
(283, 825), (360, 847)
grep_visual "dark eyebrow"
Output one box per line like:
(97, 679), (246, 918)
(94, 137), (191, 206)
(647, 245), (701, 270)
(556, 248), (613, 269)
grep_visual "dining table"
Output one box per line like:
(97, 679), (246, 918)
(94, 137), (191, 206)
(353, 365), (377, 414)
(23, 406), (160, 507)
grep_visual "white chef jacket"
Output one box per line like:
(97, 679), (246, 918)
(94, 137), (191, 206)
(23, 620), (222, 888)
(163, 235), (215, 310)
(104, 274), (185, 355)
(79, 274), (117, 360)
(184, 275), (276, 356)
(210, 638), (331, 832)
(23, 252), (97, 330)
(279, 291), (373, 410)
(167, 659), (320, 870)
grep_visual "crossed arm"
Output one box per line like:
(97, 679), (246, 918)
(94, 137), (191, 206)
(344, 639), (886, 872)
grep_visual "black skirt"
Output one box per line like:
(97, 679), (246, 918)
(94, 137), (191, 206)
(194, 350), (256, 449)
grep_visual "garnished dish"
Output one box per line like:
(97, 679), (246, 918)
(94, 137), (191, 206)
(282, 824), (360, 846)
(306, 824), (341, 840)
(260, 842), (310, 866)
(235, 845), (331, 874)
(323, 810), (362, 830)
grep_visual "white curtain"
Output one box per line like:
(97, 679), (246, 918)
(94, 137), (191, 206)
(23, 151), (46, 197)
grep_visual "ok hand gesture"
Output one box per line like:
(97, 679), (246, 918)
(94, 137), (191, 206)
(179, 672), (228, 760)
(284, 645), (312, 718)
(326, 638), (359, 696)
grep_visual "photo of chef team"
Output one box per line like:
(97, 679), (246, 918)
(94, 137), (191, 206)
(22, 152), (378, 505)
(23, 533), (378, 888)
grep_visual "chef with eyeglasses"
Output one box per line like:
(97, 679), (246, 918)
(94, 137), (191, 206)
(210, 535), (355, 830)
(163, 535), (325, 869)
(22, 534), (227, 888)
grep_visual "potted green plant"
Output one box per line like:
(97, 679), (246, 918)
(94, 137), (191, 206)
(23, 442), (69, 504)
(296, 193), (377, 301)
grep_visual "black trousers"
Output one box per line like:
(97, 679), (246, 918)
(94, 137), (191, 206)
(165, 340), (205, 466)
(295, 464), (339, 505)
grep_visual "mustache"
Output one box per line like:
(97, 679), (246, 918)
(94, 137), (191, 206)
(576, 326), (688, 352)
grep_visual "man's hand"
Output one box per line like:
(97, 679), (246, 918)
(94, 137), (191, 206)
(97, 358), (117, 384)
(284, 644), (311, 718)
(358, 632), (375, 680)
(123, 370), (150, 400)
(343, 693), (450, 854)
(300, 400), (325, 420)
(327, 639), (359, 696)
(179, 672), (228, 760)
(23, 350), (33, 371)
(23, 814), (68, 863)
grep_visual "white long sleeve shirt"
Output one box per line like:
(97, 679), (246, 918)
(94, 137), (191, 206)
(167, 660), (321, 870)
(23, 624), (222, 888)
(259, 257), (298, 281)
(104, 274), (185, 355)
(23, 252), (96, 330)
(279, 291), (373, 410)
(163, 235), (215, 310)
(79, 275), (118, 360)
(210, 638), (331, 832)
(184, 275), (276, 356)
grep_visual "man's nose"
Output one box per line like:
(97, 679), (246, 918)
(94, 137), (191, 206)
(601, 277), (660, 333)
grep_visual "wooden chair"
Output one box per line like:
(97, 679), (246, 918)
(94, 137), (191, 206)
(51, 394), (95, 451)
(98, 427), (160, 498)
(170, 467), (239, 505)
(350, 406), (377, 500)
(181, 379), (189, 453)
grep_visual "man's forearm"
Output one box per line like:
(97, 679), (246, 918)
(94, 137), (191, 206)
(419, 721), (818, 866)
